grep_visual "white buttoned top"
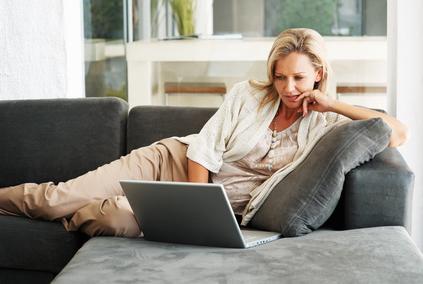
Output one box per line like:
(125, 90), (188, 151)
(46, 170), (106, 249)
(211, 118), (301, 214)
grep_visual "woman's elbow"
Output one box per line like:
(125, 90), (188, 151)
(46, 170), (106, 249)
(388, 124), (409, 147)
(187, 158), (210, 183)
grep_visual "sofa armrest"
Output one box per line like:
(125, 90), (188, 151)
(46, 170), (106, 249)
(342, 148), (414, 232)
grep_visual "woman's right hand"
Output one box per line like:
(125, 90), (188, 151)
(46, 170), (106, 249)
(295, 89), (334, 116)
(187, 159), (209, 183)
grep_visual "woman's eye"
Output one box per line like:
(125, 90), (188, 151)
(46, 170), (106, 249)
(295, 76), (304, 80)
(275, 76), (285, 80)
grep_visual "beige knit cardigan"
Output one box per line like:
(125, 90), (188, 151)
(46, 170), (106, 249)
(176, 80), (348, 225)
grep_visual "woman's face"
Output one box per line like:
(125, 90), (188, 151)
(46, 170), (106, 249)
(273, 52), (322, 110)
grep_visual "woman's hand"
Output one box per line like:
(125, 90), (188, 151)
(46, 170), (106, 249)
(294, 90), (408, 147)
(295, 90), (335, 117)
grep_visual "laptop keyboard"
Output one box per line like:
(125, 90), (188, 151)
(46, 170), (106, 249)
(241, 229), (278, 242)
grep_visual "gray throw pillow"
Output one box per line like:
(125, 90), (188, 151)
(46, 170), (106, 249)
(249, 117), (392, 237)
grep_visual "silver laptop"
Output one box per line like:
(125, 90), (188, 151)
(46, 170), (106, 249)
(120, 180), (281, 248)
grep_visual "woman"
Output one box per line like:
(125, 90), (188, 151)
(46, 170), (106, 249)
(0, 28), (407, 237)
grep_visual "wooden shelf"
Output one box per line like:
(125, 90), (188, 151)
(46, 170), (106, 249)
(127, 37), (387, 106)
(336, 85), (386, 94)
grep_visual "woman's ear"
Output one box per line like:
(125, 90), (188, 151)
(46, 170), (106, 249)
(315, 68), (323, 83)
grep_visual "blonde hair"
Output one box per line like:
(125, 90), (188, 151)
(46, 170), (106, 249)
(250, 28), (332, 111)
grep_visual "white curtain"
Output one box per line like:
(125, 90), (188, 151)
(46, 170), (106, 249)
(0, 0), (84, 100)
(389, 0), (423, 251)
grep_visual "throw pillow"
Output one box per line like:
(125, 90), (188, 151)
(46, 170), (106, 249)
(249, 117), (392, 237)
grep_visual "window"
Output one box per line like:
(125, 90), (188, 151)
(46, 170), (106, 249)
(214, 0), (386, 37)
(83, 0), (127, 101)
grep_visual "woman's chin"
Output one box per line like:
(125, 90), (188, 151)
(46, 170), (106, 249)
(281, 99), (301, 109)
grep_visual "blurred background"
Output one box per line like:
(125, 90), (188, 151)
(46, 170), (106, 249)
(83, 0), (387, 109)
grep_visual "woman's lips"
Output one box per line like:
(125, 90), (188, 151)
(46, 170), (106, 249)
(284, 95), (300, 102)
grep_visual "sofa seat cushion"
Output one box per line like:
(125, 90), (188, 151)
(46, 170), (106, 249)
(53, 226), (423, 283)
(0, 216), (88, 274)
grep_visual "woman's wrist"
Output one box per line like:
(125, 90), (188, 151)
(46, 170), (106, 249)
(327, 98), (343, 113)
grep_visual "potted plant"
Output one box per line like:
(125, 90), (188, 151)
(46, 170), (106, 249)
(169, 0), (195, 36)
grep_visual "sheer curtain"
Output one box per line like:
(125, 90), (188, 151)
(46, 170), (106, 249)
(0, 0), (84, 100)
(389, 0), (423, 251)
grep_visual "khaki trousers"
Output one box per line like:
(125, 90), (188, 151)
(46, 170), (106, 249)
(0, 138), (188, 237)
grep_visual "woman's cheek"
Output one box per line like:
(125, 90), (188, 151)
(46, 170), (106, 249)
(296, 85), (307, 93)
(298, 81), (314, 92)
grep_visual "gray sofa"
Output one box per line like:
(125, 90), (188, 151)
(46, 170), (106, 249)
(0, 97), (422, 284)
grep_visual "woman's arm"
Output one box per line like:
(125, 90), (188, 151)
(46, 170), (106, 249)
(296, 90), (408, 147)
(187, 158), (209, 183)
(328, 100), (408, 147)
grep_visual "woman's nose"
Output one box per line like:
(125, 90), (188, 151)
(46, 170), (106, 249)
(284, 78), (296, 92)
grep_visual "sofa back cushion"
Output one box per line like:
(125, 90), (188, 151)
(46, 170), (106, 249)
(0, 97), (128, 187)
(127, 106), (217, 151)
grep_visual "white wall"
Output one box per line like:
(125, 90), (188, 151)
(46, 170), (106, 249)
(0, 0), (83, 100)
(389, 0), (423, 251)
